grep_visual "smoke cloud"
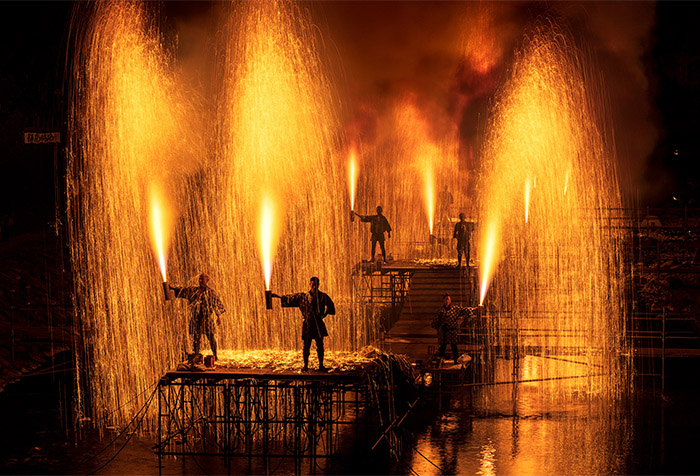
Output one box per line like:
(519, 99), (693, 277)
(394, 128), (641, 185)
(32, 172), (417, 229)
(317, 1), (657, 200)
(163, 1), (658, 201)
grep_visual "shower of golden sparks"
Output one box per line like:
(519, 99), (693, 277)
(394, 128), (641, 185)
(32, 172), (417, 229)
(148, 184), (171, 281)
(348, 146), (358, 211)
(258, 194), (281, 291)
(67, 0), (199, 429)
(476, 23), (628, 398)
(211, 0), (362, 353)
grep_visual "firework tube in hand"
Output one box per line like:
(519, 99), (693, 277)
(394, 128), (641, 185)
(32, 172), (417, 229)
(265, 290), (273, 309)
(162, 281), (172, 301)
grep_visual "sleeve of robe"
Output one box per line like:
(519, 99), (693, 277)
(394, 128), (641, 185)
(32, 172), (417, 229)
(280, 293), (305, 309)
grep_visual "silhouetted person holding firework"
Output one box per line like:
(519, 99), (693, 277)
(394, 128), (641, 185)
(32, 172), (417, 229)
(432, 293), (476, 362)
(272, 276), (335, 372)
(355, 205), (392, 263)
(453, 213), (475, 267)
(170, 273), (226, 360)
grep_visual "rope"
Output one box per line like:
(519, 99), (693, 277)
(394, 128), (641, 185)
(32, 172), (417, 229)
(86, 385), (157, 474)
(414, 446), (446, 473)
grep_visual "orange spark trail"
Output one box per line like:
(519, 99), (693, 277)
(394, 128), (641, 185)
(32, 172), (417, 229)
(348, 148), (358, 211)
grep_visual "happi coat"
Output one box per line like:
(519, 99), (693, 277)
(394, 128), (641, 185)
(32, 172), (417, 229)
(172, 286), (226, 335)
(281, 291), (336, 340)
(359, 214), (392, 242)
(431, 304), (474, 345)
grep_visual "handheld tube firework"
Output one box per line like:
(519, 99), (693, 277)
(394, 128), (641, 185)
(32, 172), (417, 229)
(162, 282), (172, 301)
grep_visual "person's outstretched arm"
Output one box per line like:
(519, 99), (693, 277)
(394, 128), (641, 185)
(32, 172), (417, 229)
(271, 292), (304, 308)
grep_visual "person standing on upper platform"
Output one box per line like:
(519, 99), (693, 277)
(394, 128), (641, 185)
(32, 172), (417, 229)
(272, 276), (335, 372)
(453, 213), (475, 268)
(355, 206), (392, 263)
(170, 273), (226, 360)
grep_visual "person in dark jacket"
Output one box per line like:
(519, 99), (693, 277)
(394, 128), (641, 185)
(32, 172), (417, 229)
(272, 276), (336, 371)
(431, 293), (476, 362)
(355, 206), (392, 263)
(170, 273), (226, 360)
(453, 213), (475, 268)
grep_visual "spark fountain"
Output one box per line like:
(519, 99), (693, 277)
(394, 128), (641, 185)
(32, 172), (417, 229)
(356, 100), (462, 258)
(67, 0), (201, 428)
(67, 0), (364, 428)
(476, 23), (629, 399)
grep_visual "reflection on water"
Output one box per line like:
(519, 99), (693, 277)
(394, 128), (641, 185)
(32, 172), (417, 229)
(403, 357), (636, 476)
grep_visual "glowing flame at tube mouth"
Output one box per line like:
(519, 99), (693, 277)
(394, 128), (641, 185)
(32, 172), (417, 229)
(479, 218), (500, 305)
(258, 194), (281, 291)
(148, 184), (171, 282)
(424, 161), (435, 235)
(348, 148), (358, 211)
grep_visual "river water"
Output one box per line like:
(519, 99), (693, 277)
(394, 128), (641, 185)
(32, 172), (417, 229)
(1, 353), (698, 475)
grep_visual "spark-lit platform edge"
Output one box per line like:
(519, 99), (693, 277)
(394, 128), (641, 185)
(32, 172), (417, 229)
(163, 365), (371, 383)
(155, 350), (419, 472)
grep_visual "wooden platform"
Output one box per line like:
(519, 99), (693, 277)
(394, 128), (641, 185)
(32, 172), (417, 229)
(163, 363), (374, 383)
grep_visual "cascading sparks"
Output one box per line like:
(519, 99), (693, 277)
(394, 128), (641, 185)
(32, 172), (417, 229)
(67, 0), (202, 429)
(476, 23), (628, 398)
(67, 0), (366, 429)
(355, 99), (459, 255)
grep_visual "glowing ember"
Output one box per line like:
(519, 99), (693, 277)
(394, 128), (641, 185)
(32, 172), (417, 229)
(148, 184), (171, 281)
(258, 194), (280, 291)
(348, 147), (358, 211)
(479, 218), (500, 305)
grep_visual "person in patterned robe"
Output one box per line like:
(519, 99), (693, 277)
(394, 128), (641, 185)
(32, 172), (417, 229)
(170, 273), (226, 360)
(431, 293), (476, 362)
(272, 276), (335, 371)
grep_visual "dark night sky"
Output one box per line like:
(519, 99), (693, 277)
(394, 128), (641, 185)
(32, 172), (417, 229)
(1, 1), (699, 235)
